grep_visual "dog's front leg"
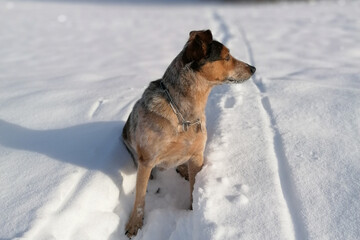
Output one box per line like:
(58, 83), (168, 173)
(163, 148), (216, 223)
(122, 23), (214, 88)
(188, 154), (204, 210)
(125, 163), (152, 238)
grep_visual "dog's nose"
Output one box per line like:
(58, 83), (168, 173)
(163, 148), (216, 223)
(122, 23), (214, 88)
(249, 65), (256, 74)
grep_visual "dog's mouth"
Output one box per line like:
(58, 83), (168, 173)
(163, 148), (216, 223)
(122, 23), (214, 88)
(224, 65), (256, 84)
(225, 78), (249, 84)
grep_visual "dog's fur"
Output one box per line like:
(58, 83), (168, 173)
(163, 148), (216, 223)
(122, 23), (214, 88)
(122, 30), (255, 237)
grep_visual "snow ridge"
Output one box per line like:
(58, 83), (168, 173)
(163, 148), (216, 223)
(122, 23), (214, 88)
(89, 98), (107, 118)
(239, 26), (308, 240)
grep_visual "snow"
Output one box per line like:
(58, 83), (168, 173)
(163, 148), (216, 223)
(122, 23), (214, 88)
(1, 1), (360, 240)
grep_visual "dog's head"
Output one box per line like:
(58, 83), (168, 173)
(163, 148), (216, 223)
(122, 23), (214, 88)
(182, 30), (256, 84)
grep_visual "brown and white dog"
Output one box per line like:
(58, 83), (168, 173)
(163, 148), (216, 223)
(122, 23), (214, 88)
(122, 29), (255, 237)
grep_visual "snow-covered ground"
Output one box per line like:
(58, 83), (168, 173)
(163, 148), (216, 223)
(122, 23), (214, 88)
(1, 1), (360, 240)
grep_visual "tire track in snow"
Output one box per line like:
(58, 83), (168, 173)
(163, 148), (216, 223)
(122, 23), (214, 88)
(212, 11), (232, 45)
(205, 10), (234, 143)
(205, 10), (272, 239)
(211, 11), (302, 239)
(238, 27), (308, 240)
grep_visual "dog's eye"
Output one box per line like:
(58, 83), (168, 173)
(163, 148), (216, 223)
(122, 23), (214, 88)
(225, 55), (230, 61)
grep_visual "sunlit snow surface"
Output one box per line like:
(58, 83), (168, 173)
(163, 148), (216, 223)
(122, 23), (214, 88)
(1, 1), (360, 240)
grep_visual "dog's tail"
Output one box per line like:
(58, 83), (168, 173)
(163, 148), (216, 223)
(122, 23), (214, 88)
(122, 114), (138, 168)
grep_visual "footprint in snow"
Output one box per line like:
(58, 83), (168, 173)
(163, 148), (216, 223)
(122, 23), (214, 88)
(226, 194), (249, 205)
(223, 95), (243, 109)
(234, 183), (249, 193)
(230, 183), (249, 205)
(217, 178), (249, 205)
(224, 96), (236, 109)
(89, 98), (108, 118)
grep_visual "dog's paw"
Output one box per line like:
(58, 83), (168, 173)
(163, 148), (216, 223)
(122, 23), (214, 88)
(125, 216), (144, 238)
(176, 164), (189, 181)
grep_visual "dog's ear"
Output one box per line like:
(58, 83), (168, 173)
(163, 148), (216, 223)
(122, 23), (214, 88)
(183, 30), (213, 64)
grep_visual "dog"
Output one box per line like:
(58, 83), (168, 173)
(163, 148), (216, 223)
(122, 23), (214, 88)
(122, 29), (256, 237)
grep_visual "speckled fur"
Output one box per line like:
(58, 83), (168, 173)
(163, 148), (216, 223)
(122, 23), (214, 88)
(122, 30), (255, 238)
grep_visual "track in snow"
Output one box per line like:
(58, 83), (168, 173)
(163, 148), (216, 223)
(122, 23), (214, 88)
(239, 25), (308, 240)
(89, 98), (107, 118)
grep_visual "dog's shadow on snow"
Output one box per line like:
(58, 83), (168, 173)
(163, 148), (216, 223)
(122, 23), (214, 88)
(0, 119), (132, 173)
(0, 118), (191, 239)
(0, 119), (141, 238)
(0, 118), (136, 203)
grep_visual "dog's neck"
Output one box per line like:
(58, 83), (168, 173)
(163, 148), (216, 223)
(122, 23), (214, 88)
(162, 55), (213, 123)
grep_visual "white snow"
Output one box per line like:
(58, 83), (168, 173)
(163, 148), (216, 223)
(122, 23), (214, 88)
(1, 1), (360, 240)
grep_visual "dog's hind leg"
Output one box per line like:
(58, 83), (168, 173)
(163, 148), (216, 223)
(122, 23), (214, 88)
(125, 162), (153, 238)
(122, 138), (154, 180)
(176, 163), (189, 181)
(122, 138), (138, 168)
(122, 115), (138, 168)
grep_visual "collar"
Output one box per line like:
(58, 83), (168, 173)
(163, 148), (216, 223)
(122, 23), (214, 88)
(160, 81), (201, 132)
